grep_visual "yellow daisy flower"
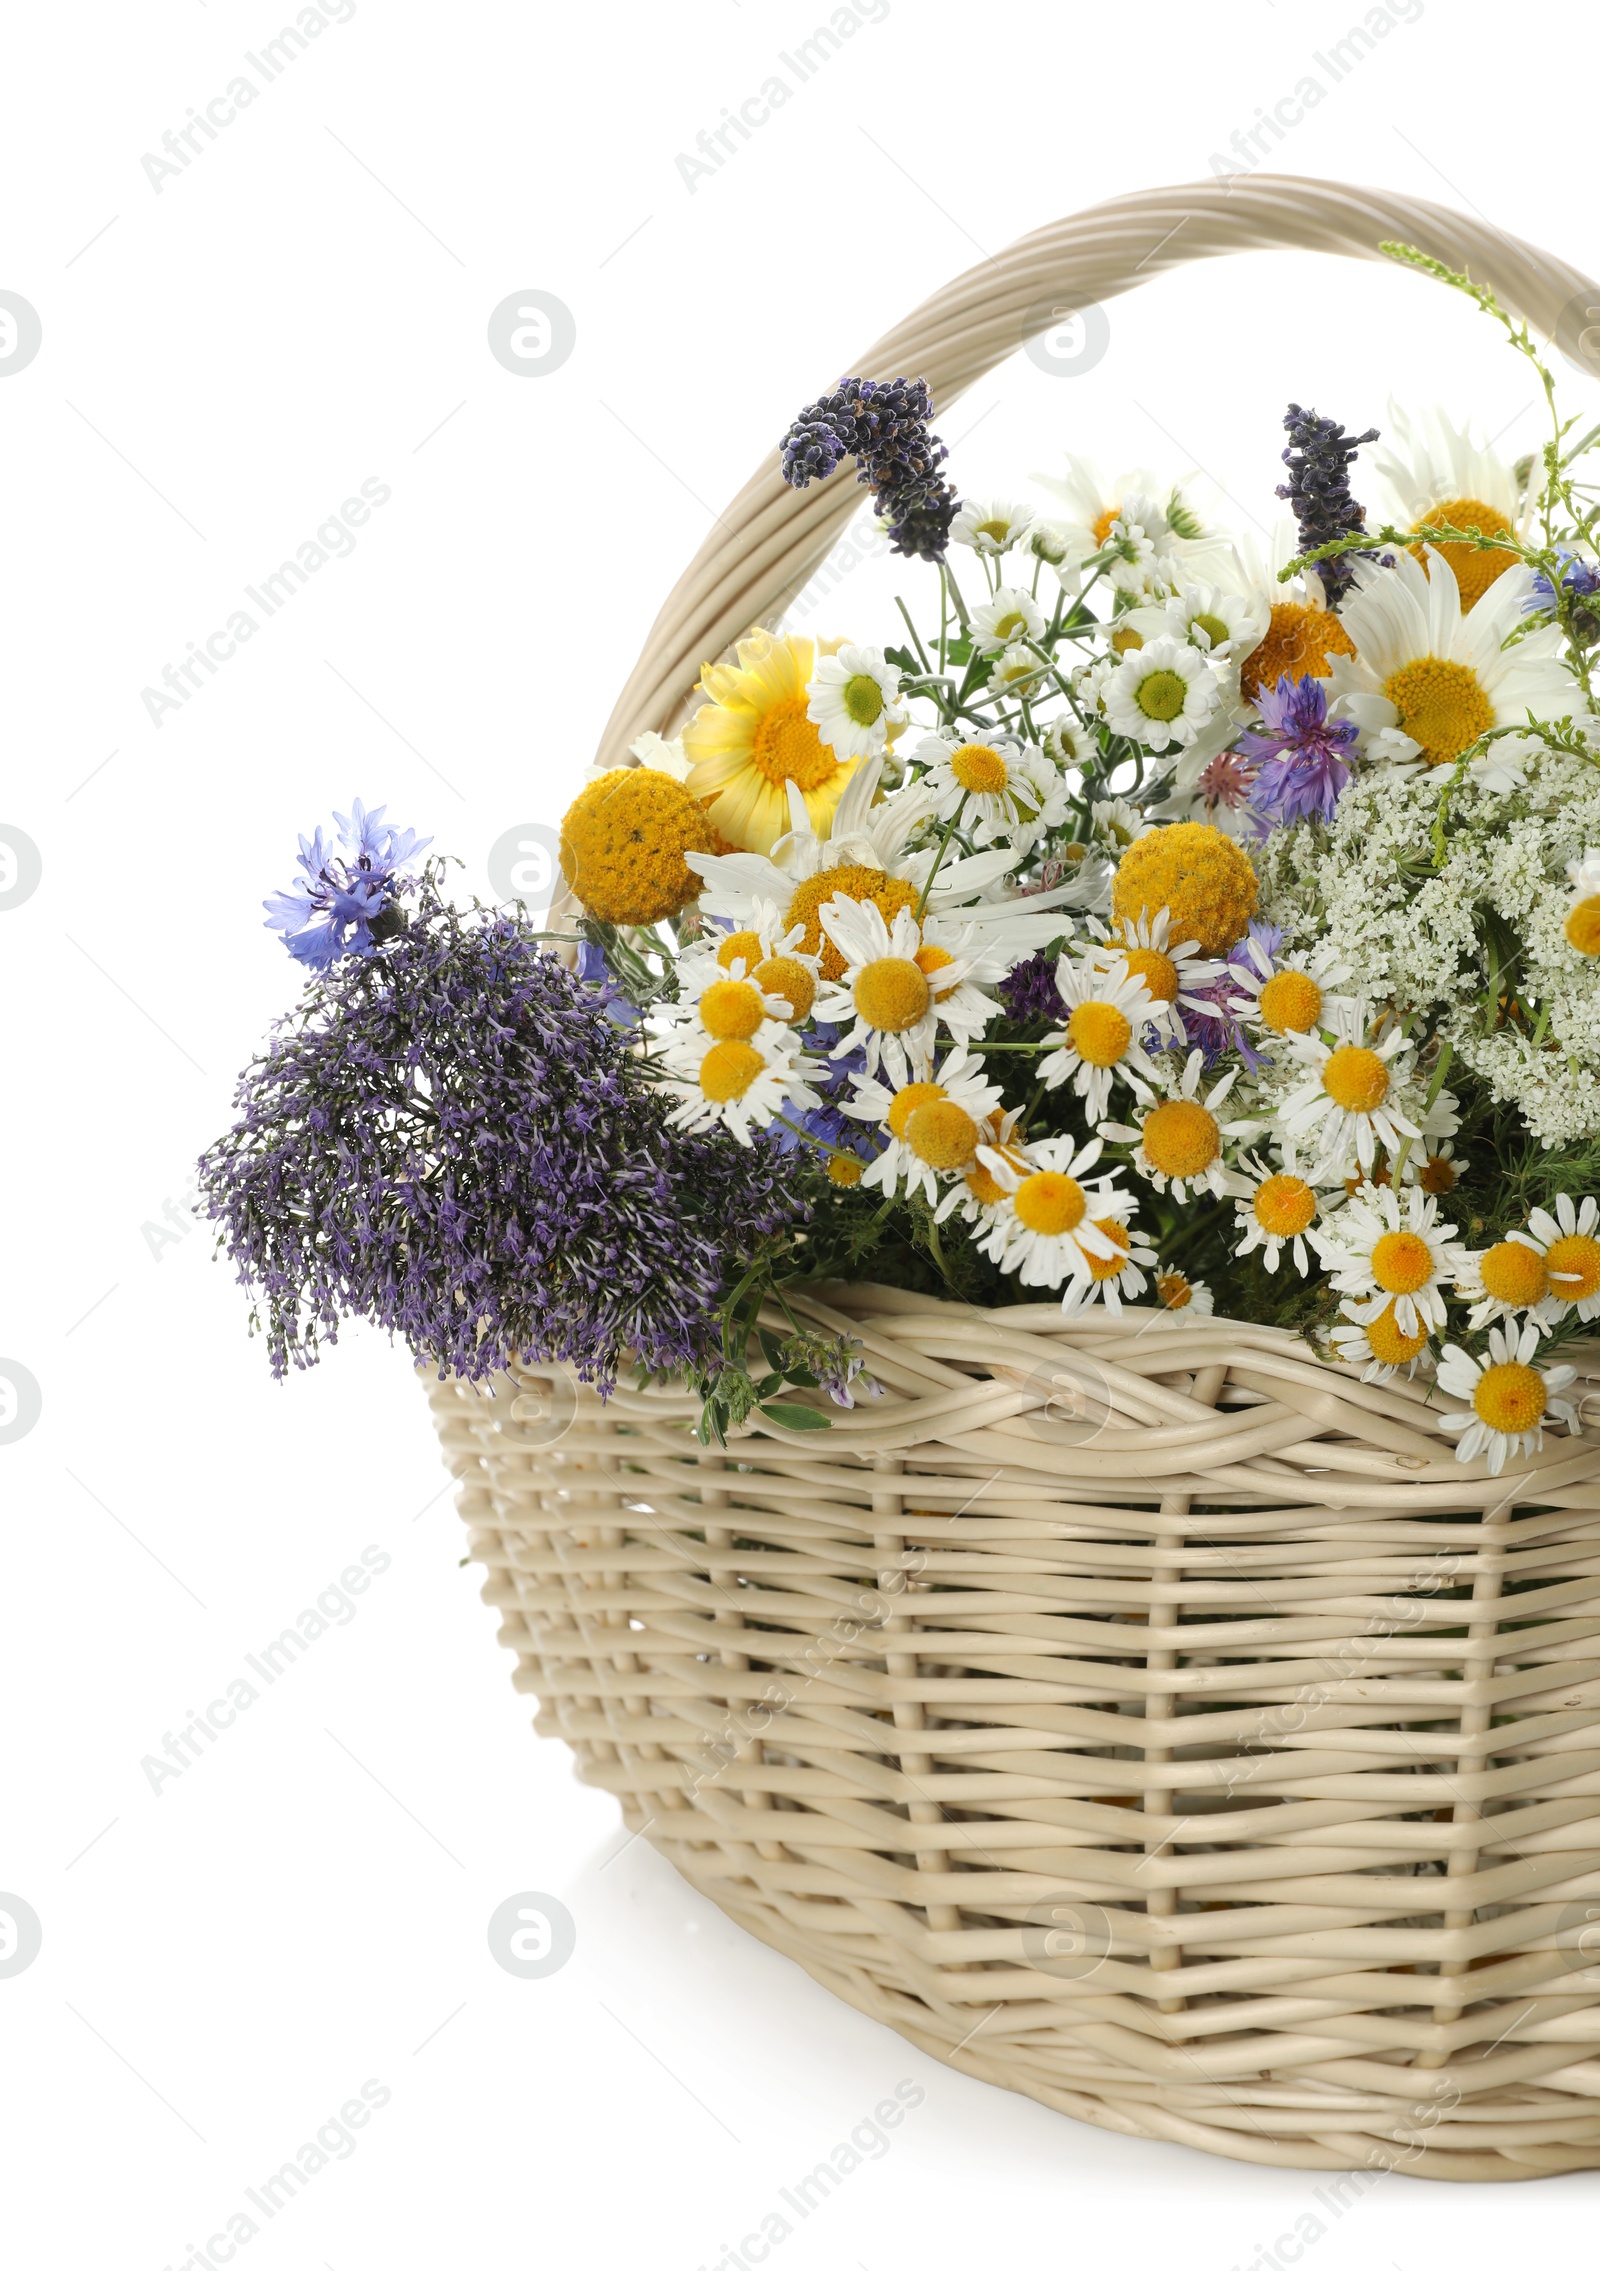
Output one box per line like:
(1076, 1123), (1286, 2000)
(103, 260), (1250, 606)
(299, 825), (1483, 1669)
(682, 630), (859, 855)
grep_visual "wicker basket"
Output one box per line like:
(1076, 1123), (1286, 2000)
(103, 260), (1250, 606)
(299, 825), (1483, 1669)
(428, 178), (1600, 2180)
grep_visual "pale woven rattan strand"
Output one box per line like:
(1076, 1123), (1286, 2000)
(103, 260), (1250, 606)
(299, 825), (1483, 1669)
(433, 182), (1600, 2176)
(428, 1286), (1600, 2181)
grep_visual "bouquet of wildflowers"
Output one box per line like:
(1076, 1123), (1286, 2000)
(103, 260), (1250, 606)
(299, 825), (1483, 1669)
(204, 246), (1600, 1468)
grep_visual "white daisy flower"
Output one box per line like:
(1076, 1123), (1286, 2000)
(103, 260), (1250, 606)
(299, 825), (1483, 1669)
(1327, 546), (1579, 775)
(916, 733), (1072, 851)
(671, 942), (807, 1050)
(840, 1053), (1005, 1204)
(1310, 1183), (1463, 1339)
(1435, 1322), (1578, 1476)
(1517, 1194), (1600, 1324)
(1368, 403), (1530, 613)
(805, 643), (907, 761)
(1232, 1151), (1321, 1276)
(951, 497), (1036, 557)
(665, 1024), (823, 1146)
(1453, 1235), (1553, 1332)
(1015, 519), (1082, 589)
(1040, 954), (1159, 1117)
(1084, 906), (1226, 1043)
(1150, 1267), (1214, 1322)
(1029, 458), (1210, 588)
(1564, 850), (1600, 958)
(1408, 1140), (1461, 1197)
(1277, 1005), (1451, 1180)
(1101, 637), (1223, 753)
(976, 1132), (1138, 1298)
(677, 902), (820, 1024)
(1329, 1301), (1436, 1383)
(970, 586), (1046, 656)
(813, 898), (999, 1083)
(1119, 580), (1269, 665)
(991, 642), (1050, 695)
(1059, 1214), (1159, 1316)
(1225, 931), (1355, 1042)
(1100, 1050), (1257, 1201)
(933, 1106), (1030, 1225)
(1086, 797), (1152, 853)
(1042, 714), (1094, 768)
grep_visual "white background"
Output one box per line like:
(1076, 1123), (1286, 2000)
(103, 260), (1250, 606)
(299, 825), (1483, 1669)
(6, 2), (1600, 2265)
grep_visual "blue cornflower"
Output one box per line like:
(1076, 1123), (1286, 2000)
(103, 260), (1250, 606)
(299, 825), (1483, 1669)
(1238, 676), (1358, 829)
(1528, 550), (1600, 643)
(264, 800), (431, 970)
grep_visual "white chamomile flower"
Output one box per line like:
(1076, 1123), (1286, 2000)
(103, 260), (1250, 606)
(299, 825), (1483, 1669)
(1058, 1213), (1159, 1316)
(1042, 714), (1093, 767)
(1087, 797), (1151, 853)
(991, 642), (1049, 694)
(1030, 458), (1207, 588)
(814, 898), (999, 1083)
(1232, 1151), (1320, 1276)
(1100, 1050), (1256, 1200)
(1453, 1235), (1553, 1332)
(1329, 1302), (1435, 1383)
(970, 586), (1046, 657)
(1310, 1183), (1463, 1339)
(1277, 1005), (1447, 1180)
(1327, 546), (1579, 774)
(1016, 519), (1082, 590)
(916, 733), (1071, 851)
(1368, 403), (1531, 613)
(1084, 906), (1226, 1042)
(1100, 517), (1169, 599)
(1408, 1139), (1461, 1197)
(665, 1023), (822, 1146)
(1150, 1267), (1214, 1322)
(1101, 637), (1223, 753)
(678, 901), (820, 1022)
(976, 1132), (1137, 1300)
(951, 497), (1036, 556)
(805, 643), (907, 761)
(1040, 954), (1159, 1116)
(1517, 1194), (1600, 1323)
(626, 729), (692, 779)
(841, 1053), (1004, 1204)
(1435, 1322), (1577, 1476)
(1121, 581), (1269, 664)
(1225, 931), (1355, 1043)
(933, 1105), (1029, 1225)
(673, 937), (809, 1047)
(1563, 850), (1600, 958)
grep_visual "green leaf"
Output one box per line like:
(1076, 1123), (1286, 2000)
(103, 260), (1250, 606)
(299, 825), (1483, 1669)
(883, 644), (918, 674)
(758, 1401), (833, 1432)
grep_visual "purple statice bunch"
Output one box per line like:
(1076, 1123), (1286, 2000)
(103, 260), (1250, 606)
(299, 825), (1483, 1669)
(1238, 675), (1357, 829)
(1528, 549), (1600, 645)
(998, 948), (1067, 1025)
(200, 875), (806, 1390)
(1276, 404), (1379, 602)
(779, 375), (959, 560)
(264, 800), (431, 971)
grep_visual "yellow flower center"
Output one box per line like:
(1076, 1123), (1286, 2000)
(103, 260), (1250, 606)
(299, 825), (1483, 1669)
(1545, 1232), (1600, 1304)
(886, 1080), (945, 1140)
(1472, 1360), (1547, 1434)
(1156, 1270), (1194, 1310)
(558, 767), (714, 928)
(698, 977), (767, 1043)
(1418, 1151), (1458, 1195)
(905, 1099), (980, 1170)
(1067, 999), (1133, 1067)
(975, 517), (1011, 543)
(1191, 610), (1232, 650)
(1013, 1171), (1087, 1236)
(1370, 1228), (1435, 1295)
(1382, 656), (1496, 767)
(1254, 1174), (1316, 1238)
(785, 866), (921, 980)
(1239, 602), (1355, 705)
(1566, 896), (1600, 955)
(749, 695), (840, 790)
(751, 953), (815, 1022)
(991, 610), (1027, 641)
(1111, 821), (1258, 955)
(1364, 1298), (1429, 1367)
(853, 956), (931, 1032)
(716, 928), (763, 973)
(1410, 498), (1515, 610)
(950, 744), (1010, 796)
(1091, 504), (1122, 546)
(1110, 625), (1143, 654)
(1141, 1097), (1221, 1180)
(1478, 1240), (1548, 1308)
(1134, 668), (1190, 723)
(1322, 1044), (1390, 1114)
(1121, 946), (1179, 1003)
(1257, 970), (1323, 1034)
(1084, 1218), (1132, 1281)
(827, 1153), (863, 1187)
(698, 1039), (765, 1104)
(841, 673), (884, 726)
(914, 943), (960, 999)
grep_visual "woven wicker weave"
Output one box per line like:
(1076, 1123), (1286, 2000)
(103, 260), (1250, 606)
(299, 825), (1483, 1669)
(427, 179), (1600, 2178)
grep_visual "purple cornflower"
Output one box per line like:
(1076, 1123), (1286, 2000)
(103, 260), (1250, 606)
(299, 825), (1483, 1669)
(779, 375), (959, 560)
(1238, 675), (1357, 828)
(264, 800), (431, 970)
(201, 875), (806, 1390)
(1276, 404), (1379, 602)
(999, 949), (1067, 1024)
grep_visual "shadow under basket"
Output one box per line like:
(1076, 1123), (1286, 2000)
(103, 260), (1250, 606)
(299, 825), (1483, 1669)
(425, 1283), (1600, 2182)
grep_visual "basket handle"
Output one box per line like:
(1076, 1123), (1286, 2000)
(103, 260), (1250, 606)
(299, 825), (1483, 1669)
(594, 171), (1599, 770)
